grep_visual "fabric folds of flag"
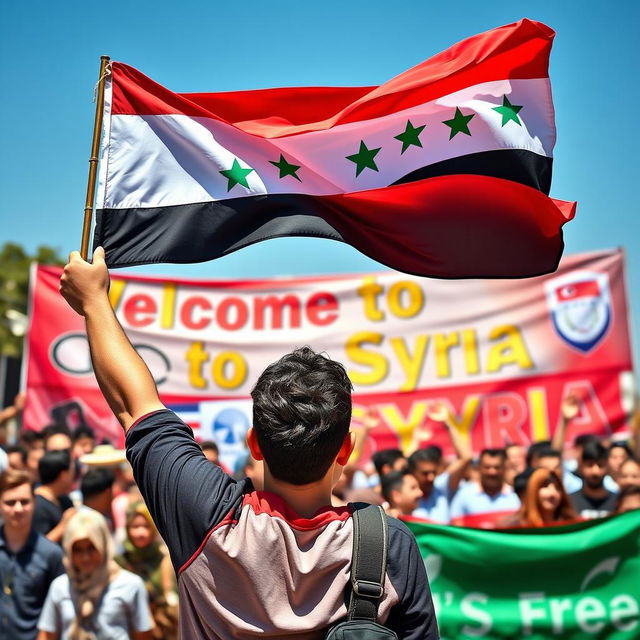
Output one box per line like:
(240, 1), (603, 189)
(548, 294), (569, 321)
(94, 18), (575, 278)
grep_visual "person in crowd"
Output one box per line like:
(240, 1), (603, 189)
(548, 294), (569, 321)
(20, 431), (45, 452)
(7, 445), (28, 472)
(115, 501), (178, 640)
(534, 447), (563, 477)
(200, 441), (220, 465)
(81, 468), (115, 529)
(381, 469), (423, 519)
(22, 433), (46, 485)
(372, 448), (407, 478)
(615, 485), (640, 514)
(33, 450), (75, 543)
(617, 458), (640, 490)
(505, 443), (527, 486)
(0, 469), (64, 640)
(607, 442), (632, 488)
(72, 426), (96, 460)
(42, 426), (72, 453)
(450, 448), (520, 528)
(37, 509), (154, 640)
(58, 247), (438, 638)
(525, 440), (553, 469)
(513, 467), (534, 500)
(502, 468), (577, 527)
(408, 448), (451, 524)
(569, 441), (617, 519)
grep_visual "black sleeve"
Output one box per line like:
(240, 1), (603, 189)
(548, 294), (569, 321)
(385, 518), (440, 639)
(125, 409), (250, 571)
(32, 497), (57, 536)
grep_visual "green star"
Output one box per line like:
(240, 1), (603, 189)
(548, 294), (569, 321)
(442, 108), (475, 139)
(346, 140), (381, 176)
(219, 158), (254, 192)
(269, 154), (302, 181)
(492, 95), (523, 126)
(394, 120), (426, 154)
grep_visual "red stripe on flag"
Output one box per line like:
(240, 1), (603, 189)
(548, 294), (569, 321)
(556, 280), (600, 301)
(111, 18), (553, 138)
(317, 174), (574, 278)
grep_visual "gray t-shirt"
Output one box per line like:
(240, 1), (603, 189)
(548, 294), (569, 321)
(38, 569), (152, 639)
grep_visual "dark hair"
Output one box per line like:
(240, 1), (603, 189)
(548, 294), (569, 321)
(381, 469), (411, 505)
(251, 346), (352, 485)
(20, 431), (44, 447)
(200, 441), (219, 454)
(0, 469), (34, 495)
(81, 468), (115, 499)
(574, 434), (599, 449)
(6, 445), (28, 465)
(372, 449), (405, 477)
(72, 425), (96, 443)
(581, 441), (608, 463)
(537, 447), (562, 461)
(615, 485), (640, 512)
(513, 467), (534, 499)
(480, 448), (507, 463)
(38, 449), (71, 485)
(609, 442), (632, 457)
(408, 447), (441, 471)
(526, 440), (551, 467)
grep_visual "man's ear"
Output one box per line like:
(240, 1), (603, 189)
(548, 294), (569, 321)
(246, 427), (264, 461)
(336, 432), (356, 466)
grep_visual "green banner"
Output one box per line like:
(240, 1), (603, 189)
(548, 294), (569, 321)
(406, 511), (640, 639)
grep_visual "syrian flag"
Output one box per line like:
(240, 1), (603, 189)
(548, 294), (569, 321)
(94, 18), (575, 278)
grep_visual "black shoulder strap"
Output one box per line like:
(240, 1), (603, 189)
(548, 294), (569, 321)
(347, 503), (389, 621)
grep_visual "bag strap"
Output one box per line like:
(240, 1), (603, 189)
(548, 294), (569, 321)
(346, 503), (389, 621)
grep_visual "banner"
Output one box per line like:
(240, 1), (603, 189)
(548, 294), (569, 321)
(406, 511), (640, 639)
(23, 249), (634, 466)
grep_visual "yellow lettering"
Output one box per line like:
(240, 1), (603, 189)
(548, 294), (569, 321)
(185, 341), (209, 389)
(387, 281), (424, 318)
(345, 332), (388, 385)
(212, 352), (247, 390)
(447, 395), (481, 444)
(461, 329), (480, 375)
(356, 277), (385, 322)
(434, 332), (460, 378)
(108, 279), (126, 311)
(390, 335), (429, 391)
(486, 325), (534, 373)
(379, 402), (429, 455)
(160, 283), (176, 329)
(528, 388), (550, 441)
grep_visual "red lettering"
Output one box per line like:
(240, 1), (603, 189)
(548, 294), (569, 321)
(123, 294), (157, 328)
(254, 295), (301, 330)
(216, 297), (249, 331)
(483, 393), (528, 448)
(306, 292), (339, 326)
(181, 296), (213, 330)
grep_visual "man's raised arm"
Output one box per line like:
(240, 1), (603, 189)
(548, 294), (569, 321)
(59, 247), (165, 431)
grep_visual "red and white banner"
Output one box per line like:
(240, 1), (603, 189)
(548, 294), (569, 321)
(23, 250), (634, 468)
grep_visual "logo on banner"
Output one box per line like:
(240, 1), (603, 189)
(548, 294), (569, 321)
(545, 271), (611, 353)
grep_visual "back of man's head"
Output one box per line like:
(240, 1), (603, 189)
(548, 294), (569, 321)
(251, 346), (352, 486)
(372, 449), (405, 477)
(38, 449), (71, 485)
(81, 467), (115, 501)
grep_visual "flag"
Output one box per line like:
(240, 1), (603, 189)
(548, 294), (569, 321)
(94, 18), (575, 278)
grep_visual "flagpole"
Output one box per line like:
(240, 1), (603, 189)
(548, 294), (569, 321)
(80, 55), (110, 260)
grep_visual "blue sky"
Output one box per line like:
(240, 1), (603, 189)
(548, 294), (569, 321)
(0, 1), (638, 366)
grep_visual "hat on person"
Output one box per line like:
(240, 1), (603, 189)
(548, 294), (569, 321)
(80, 444), (127, 467)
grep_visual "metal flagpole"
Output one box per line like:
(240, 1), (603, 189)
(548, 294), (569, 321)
(80, 55), (110, 260)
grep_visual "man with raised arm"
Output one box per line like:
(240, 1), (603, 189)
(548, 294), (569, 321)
(59, 248), (438, 640)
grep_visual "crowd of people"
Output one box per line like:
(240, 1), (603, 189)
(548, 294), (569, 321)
(0, 388), (639, 639)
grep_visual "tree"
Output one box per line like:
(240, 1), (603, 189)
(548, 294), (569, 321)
(0, 243), (65, 357)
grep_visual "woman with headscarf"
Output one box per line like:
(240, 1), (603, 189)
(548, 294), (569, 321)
(503, 468), (578, 527)
(37, 509), (154, 640)
(115, 501), (178, 640)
